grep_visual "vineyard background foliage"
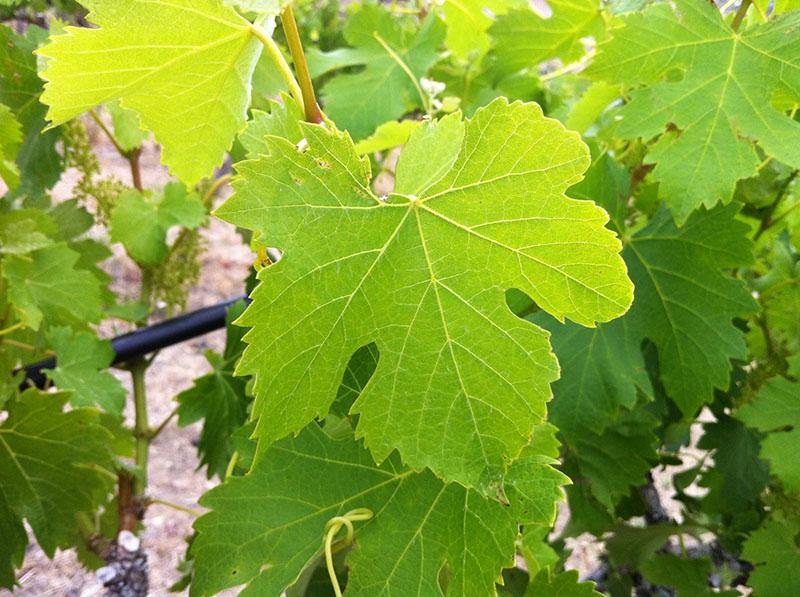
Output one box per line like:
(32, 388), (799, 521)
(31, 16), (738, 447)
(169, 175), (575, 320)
(1, 0), (799, 595)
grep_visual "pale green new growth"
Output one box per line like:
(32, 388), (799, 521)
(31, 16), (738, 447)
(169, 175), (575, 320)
(38, 0), (263, 184)
(44, 327), (127, 415)
(2, 243), (104, 330)
(217, 98), (633, 490)
(490, 0), (603, 73)
(589, 0), (800, 223)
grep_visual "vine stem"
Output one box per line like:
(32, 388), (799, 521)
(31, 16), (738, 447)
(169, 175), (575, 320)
(753, 169), (798, 242)
(372, 32), (430, 115)
(147, 498), (202, 518)
(249, 23), (305, 115)
(280, 4), (324, 123)
(149, 405), (179, 441)
(129, 147), (143, 191)
(0, 321), (24, 336)
(731, 0), (752, 31)
(201, 174), (232, 206)
(130, 358), (150, 495)
(88, 109), (128, 157)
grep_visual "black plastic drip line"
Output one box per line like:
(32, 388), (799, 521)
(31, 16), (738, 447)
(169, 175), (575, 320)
(20, 295), (250, 390)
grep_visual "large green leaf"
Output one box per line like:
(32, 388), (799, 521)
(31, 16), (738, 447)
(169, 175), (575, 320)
(490, 0), (603, 73)
(589, 0), (800, 223)
(190, 423), (567, 596)
(217, 98), (633, 490)
(38, 0), (263, 184)
(316, 5), (445, 140)
(0, 390), (115, 557)
(737, 375), (800, 492)
(622, 204), (759, 416)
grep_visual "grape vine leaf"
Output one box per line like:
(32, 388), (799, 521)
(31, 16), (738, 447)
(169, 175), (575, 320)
(38, 0), (263, 185)
(536, 316), (650, 435)
(565, 406), (658, 509)
(437, 0), (520, 61)
(737, 376), (800, 493)
(489, 0), (603, 74)
(2, 243), (105, 330)
(697, 414), (769, 514)
(110, 184), (206, 266)
(0, 210), (54, 256)
(216, 98), (633, 489)
(0, 25), (63, 195)
(177, 301), (250, 479)
(541, 161), (755, 432)
(239, 95), (303, 159)
(315, 5), (445, 139)
(588, 0), (800, 223)
(0, 491), (26, 589)
(0, 390), (115, 557)
(106, 100), (147, 152)
(353, 119), (421, 155)
(526, 569), (602, 596)
(190, 422), (567, 596)
(223, 0), (287, 15)
(0, 103), (21, 189)
(742, 516), (800, 596)
(622, 204), (759, 416)
(640, 554), (716, 596)
(44, 326), (126, 415)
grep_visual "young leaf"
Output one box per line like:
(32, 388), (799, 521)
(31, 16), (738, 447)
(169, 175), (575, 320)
(2, 242), (105, 330)
(217, 98), (633, 490)
(44, 326), (126, 415)
(589, 0), (800, 223)
(490, 0), (603, 74)
(110, 184), (206, 266)
(190, 423), (567, 596)
(316, 5), (445, 139)
(106, 100), (147, 152)
(438, 0), (519, 60)
(526, 568), (602, 596)
(38, 0), (263, 184)
(737, 376), (800, 492)
(0, 390), (115, 557)
(353, 119), (421, 155)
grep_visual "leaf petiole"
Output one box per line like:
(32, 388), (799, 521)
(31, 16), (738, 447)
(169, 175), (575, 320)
(249, 23), (305, 117)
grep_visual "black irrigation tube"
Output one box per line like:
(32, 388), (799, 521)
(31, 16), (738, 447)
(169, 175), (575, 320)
(20, 295), (250, 390)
